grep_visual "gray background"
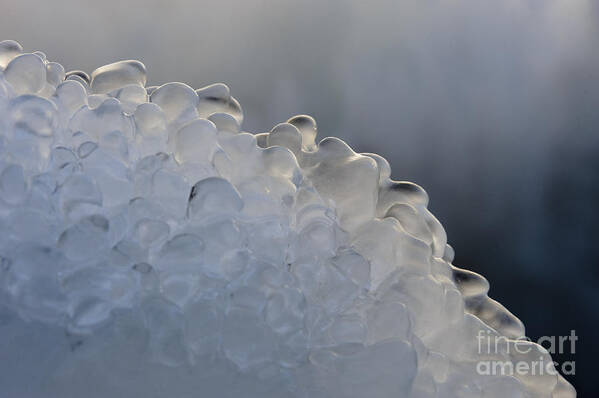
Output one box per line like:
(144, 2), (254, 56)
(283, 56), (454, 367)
(2, 0), (598, 394)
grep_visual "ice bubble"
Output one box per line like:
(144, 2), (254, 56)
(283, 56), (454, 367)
(188, 177), (243, 217)
(134, 102), (167, 138)
(173, 118), (218, 164)
(196, 83), (243, 125)
(65, 70), (91, 84)
(268, 123), (303, 156)
(287, 114), (317, 151)
(45, 62), (65, 88)
(0, 41), (575, 398)
(90, 60), (146, 94)
(150, 82), (199, 127)
(208, 111), (240, 134)
(0, 40), (23, 70)
(4, 53), (46, 95)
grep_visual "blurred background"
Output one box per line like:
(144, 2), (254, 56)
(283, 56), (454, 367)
(1, 0), (597, 394)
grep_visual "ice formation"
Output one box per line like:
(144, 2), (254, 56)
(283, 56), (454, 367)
(0, 40), (575, 398)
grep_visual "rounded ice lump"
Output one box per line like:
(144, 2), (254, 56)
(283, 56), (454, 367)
(0, 40), (575, 398)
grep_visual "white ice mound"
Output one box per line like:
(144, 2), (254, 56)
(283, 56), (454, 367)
(0, 41), (575, 398)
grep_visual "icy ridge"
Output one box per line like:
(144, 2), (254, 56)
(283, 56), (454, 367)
(0, 40), (575, 398)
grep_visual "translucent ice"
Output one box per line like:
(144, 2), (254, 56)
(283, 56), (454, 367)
(0, 41), (575, 398)
(0, 40), (23, 70)
(4, 53), (46, 95)
(90, 60), (146, 94)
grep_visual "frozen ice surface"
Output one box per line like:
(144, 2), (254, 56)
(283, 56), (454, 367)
(0, 40), (575, 398)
